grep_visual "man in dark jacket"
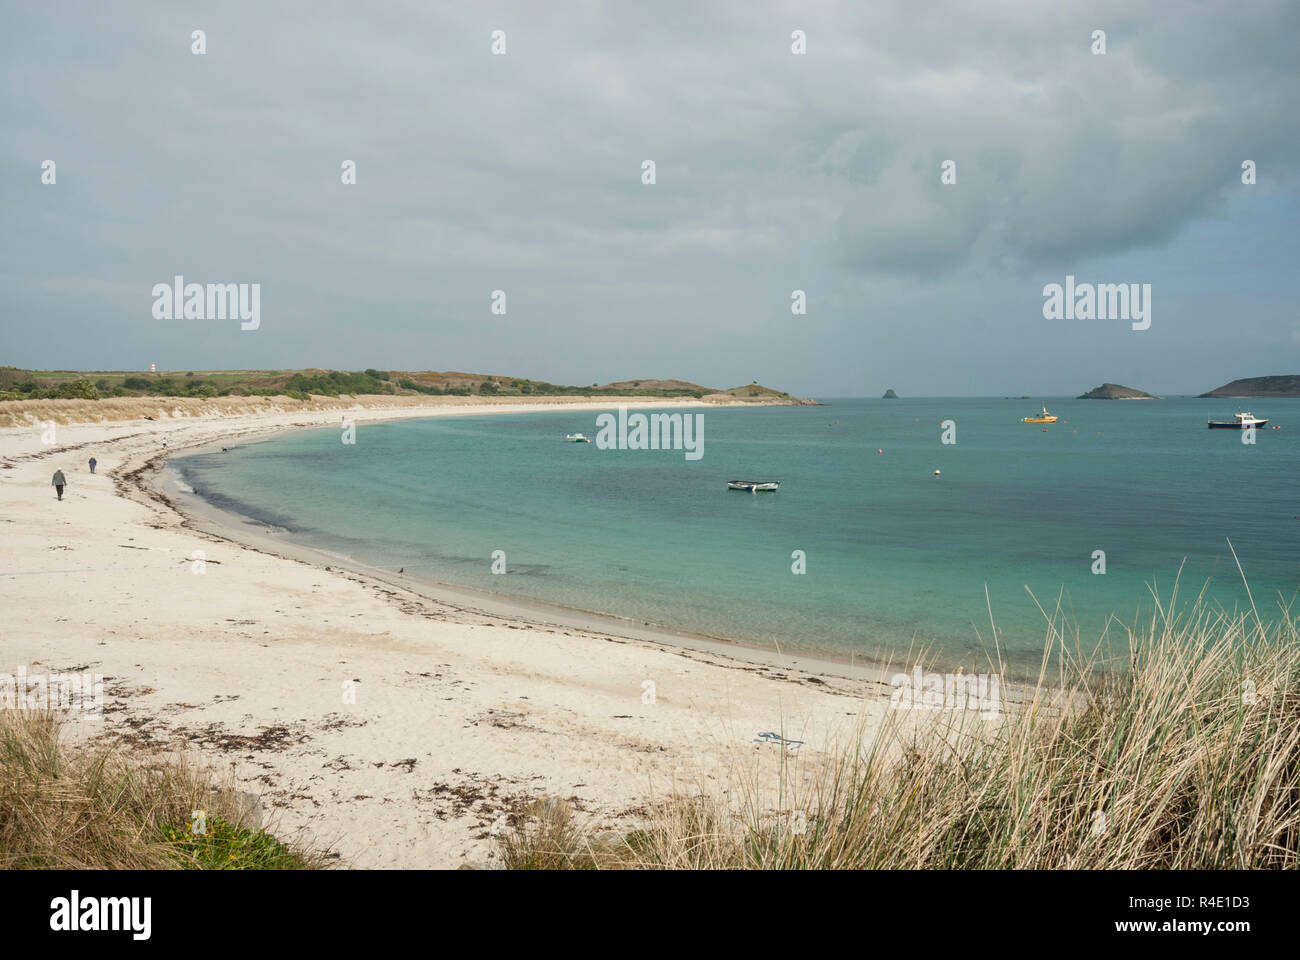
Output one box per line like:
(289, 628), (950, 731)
(89, 457), (97, 474)
(52, 469), (67, 500)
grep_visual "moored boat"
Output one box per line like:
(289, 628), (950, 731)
(1208, 412), (1268, 429)
(1022, 406), (1058, 423)
(564, 433), (591, 442)
(727, 480), (780, 492)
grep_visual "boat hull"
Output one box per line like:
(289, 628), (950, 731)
(727, 481), (780, 492)
(1208, 421), (1268, 429)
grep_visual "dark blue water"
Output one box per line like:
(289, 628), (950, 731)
(175, 398), (1300, 672)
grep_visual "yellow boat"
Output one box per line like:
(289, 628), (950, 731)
(1022, 406), (1058, 424)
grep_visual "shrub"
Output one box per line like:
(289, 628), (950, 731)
(55, 379), (100, 400)
(286, 371), (385, 395)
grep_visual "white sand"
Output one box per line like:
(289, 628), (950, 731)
(1, 398), (896, 867)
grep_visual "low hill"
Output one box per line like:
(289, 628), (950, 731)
(1077, 382), (1159, 400)
(1199, 375), (1300, 398)
(597, 378), (713, 393)
(0, 367), (810, 405)
(706, 383), (814, 404)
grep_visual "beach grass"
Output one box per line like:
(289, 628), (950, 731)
(0, 391), (772, 430)
(0, 710), (326, 869)
(499, 596), (1300, 869)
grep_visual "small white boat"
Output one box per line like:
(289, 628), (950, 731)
(727, 480), (780, 492)
(565, 433), (591, 443)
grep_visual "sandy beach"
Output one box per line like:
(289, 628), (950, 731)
(1, 397), (896, 868)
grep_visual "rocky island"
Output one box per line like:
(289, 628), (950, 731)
(1199, 375), (1300, 398)
(882, 389), (899, 399)
(1077, 382), (1159, 400)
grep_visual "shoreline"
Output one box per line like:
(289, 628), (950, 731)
(159, 415), (906, 691)
(151, 405), (1039, 703)
(3, 396), (919, 868)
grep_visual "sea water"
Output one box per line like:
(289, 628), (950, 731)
(174, 398), (1300, 674)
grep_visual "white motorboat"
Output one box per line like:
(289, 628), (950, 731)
(727, 480), (780, 492)
(1207, 412), (1269, 429)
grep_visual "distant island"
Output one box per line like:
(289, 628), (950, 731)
(882, 389), (899, 399)
(1199, 375), (1300, 398)
(1077, 382), (1159, 400)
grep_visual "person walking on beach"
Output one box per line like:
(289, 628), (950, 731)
(52, 469), (67, 500)
(88, 457), (97, 474)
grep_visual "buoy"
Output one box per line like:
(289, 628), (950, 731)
(877, 448), (883, 454)
(934, 469), (941, 476)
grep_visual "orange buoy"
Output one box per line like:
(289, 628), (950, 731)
(877, 448), (883, 454)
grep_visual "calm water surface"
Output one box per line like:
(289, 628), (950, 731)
(175, 398), (1300, 674)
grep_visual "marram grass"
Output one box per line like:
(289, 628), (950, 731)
(499, 596), (1300, 869)
(0, 711), (325, 869)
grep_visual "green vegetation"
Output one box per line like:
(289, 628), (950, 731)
(160, 815), (306, 870)
(499, 592), (1300, 869)
(0, 711), (325, 869)
(284, 370), (388, 396)
(0, 367), (798, 402)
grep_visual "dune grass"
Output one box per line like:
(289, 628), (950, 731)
(499, 595), (1300, 869)
(0, 391), (760, 430)
(0, 711), (325, 869)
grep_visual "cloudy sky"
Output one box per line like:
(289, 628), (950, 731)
(2, 1), (1296, 396)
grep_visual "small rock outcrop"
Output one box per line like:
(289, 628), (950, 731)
(1077, 382), (1158, 400)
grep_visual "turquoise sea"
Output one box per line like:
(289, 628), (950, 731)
(175, 398), (1300, 675)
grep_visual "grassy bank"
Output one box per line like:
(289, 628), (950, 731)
(0, 391), (761, 430)
(0, 711), (325, 869)
(0, 366), (807, 406)
(500, 597), (1300, 869)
